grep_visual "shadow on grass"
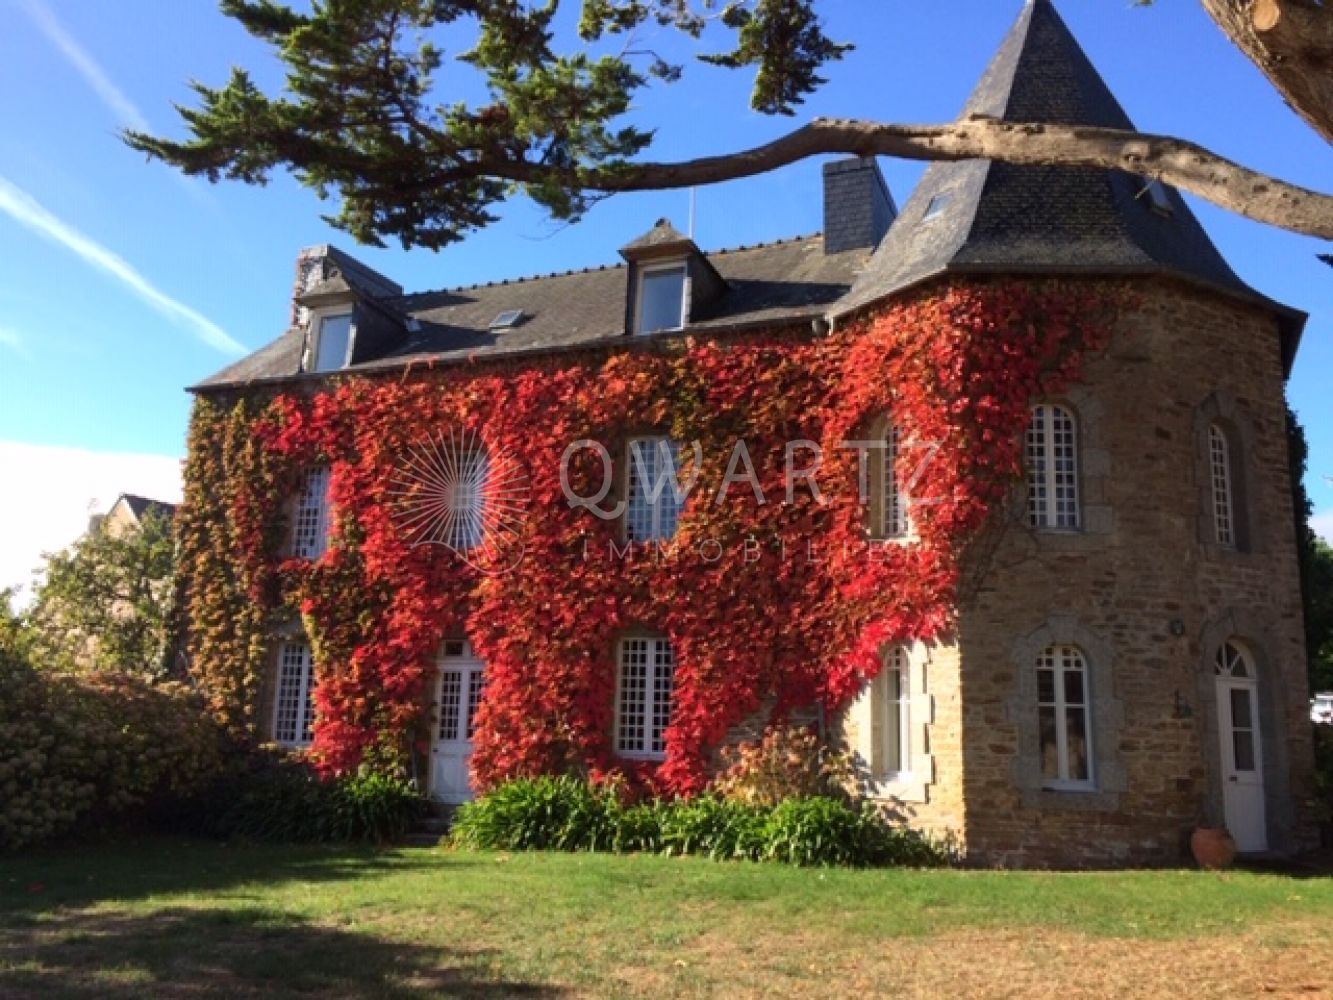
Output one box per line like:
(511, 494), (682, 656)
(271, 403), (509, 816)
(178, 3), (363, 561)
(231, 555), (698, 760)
(0, 837), (454, 915)
(0, 905), (565, 999)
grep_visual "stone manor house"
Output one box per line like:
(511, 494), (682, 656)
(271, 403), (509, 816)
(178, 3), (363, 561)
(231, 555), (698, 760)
(188, 0), (1318, 865)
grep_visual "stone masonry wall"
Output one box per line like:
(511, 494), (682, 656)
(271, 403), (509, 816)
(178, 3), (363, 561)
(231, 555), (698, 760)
(955, 278), (1316, 867)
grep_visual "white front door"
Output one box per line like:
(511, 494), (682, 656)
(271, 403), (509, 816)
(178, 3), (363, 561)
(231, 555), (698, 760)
(1214, 640), (1267, 852)
(431, 640), (485, 804)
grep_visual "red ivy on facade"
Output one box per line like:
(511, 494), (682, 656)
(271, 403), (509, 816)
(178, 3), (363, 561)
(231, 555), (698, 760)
(176, 280), (1115, 794)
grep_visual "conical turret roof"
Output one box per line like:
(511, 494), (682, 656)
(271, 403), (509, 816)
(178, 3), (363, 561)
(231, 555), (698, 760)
(836, 0), (1303, 364)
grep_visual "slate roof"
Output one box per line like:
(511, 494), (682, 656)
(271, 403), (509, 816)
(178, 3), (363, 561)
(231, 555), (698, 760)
(193, 235), (871, 388)
(116, 494), (177, 524)
(194, 0), (1303, 392)
(835, 0), (1305, 357)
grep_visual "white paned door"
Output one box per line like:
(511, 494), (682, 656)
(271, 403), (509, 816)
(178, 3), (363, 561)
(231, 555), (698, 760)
(1217, 673), (1267, 852)
(431, 640), (485, 804)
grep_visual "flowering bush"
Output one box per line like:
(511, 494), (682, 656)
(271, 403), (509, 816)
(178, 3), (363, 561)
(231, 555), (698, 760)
(178, 279), (1116, 793)
(0, 649), (229, 851)
(714, 725), (854, 806)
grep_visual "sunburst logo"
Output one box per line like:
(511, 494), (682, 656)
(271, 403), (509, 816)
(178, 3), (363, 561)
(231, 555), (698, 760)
(388, 429), (530, 573)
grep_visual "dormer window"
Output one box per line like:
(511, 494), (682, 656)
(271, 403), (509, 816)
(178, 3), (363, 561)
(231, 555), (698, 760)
(636, 263), (688, 335)
(312, 312), (353, 372)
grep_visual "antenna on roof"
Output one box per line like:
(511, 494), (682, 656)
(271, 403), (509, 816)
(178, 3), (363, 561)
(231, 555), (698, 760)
(688, 187), (697, 239)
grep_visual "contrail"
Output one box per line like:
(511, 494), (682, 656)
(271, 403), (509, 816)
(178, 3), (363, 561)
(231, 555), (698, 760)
(0, 175), (245, 355)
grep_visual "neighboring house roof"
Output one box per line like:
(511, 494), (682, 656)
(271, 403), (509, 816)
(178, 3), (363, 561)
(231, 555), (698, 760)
(115, 494), (178, 525)
(192, 235), (871, 389)
(834, 0), (1305, 367)
(192, 0), (1304, 394)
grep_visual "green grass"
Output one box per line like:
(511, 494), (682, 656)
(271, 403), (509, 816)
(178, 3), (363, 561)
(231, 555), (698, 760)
(1, 838), (1331, 998)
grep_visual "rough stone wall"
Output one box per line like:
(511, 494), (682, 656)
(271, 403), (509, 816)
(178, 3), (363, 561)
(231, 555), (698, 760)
(955, 278), (1316, 868)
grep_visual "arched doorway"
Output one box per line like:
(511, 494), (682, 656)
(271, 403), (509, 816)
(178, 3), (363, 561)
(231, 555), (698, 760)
(1213, 639), (1267, 851)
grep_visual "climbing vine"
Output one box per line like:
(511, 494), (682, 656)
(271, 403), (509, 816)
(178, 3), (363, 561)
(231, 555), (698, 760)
(177, 279), (1115, 793)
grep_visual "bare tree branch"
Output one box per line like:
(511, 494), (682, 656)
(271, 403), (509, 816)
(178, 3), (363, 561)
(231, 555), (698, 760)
(495, 117), (1333, 240)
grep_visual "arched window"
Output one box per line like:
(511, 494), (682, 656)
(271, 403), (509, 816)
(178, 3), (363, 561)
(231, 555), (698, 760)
(616, 635), (676, 759)
(1208, 423), (1236, 547)
(1037, 644), (1093, 789)
(1214, 638), (1252, 679)
(881, 422), (910, 538)
(1026, 404), (1080, 530)
(878, 646), (912, 777)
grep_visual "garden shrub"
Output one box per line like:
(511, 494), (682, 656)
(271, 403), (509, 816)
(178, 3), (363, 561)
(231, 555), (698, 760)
(714, 725), (855, 807)
(0, 650), (229, 851)
(172, 755), (426, 844)
(1314, 726), (1332, 844)
(452, 776), (948, 867)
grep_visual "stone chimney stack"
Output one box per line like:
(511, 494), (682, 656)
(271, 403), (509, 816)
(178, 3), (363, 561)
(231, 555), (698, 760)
(822, 157), (896, 254)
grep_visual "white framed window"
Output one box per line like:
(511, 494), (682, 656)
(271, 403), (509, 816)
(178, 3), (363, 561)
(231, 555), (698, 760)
(311, 312), (354, 372)
(1026, 404), (1080, 530)
(290, 467), (331, 559)
(626, 437), (684, 541)
(881, 421), (910, 538)
(445, 444), (490, 553)
(635, 263), (688, 334)
(616, 636), (675, 759)
(273, 640), (316, 747)
(1208, 423), (1235, 547)
(878, 646), (912, 778)
(1037, 644), (1093, 790)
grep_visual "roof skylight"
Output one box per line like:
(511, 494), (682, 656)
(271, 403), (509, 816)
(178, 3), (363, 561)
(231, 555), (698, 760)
(922, 193), (952, 222)
(489, 309), (526, 330)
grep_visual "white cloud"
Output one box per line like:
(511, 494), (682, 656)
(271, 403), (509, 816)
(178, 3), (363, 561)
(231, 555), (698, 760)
(0, 175), (245, 355)
(1312, 509), (1333, 544)
(18, 0), (150, 132)
(0, 326), (32, 360)
(0, 441), (184, 603)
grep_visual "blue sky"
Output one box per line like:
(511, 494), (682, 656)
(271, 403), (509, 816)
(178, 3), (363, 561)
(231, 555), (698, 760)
(0, 0), (1329, 592)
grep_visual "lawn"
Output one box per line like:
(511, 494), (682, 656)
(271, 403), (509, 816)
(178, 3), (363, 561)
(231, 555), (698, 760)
(1, 840), (1330, 998)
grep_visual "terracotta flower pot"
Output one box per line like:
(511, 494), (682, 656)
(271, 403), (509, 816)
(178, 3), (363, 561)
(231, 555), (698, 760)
(1190, 826), (1237, 870)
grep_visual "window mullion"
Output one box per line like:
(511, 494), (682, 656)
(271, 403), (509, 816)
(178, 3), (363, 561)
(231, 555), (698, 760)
(1054, 660), (1069, 782)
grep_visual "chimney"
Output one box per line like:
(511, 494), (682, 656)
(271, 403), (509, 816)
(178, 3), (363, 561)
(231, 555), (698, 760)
(822, 157), (896, 254)
(289, 245), (402, 328)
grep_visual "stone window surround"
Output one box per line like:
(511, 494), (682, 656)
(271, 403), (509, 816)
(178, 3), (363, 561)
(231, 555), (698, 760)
(1007, 615), (1126, 811)
(1194, 608), (1296, 850)
(1193, 390), (1260, 557)
(847, 640), (937, 804)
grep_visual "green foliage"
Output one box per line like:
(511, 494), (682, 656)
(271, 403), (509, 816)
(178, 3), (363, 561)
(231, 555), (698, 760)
(451, 776), (948, 867)
(0, 650), (229, 852)
(1287, 407), (1333, 692)
(0, 587), (30, 662)
(26, 509), (178, 680)
(124, 0), (847, 249)
(1314, 727), (1333, 836)
(174, 756), (426, 844)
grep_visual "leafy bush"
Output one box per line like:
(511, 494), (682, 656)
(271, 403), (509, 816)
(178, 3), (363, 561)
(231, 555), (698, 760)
(173, 755), (426, 844)
(714, 725), (854, 807)
(452, 777), (948, 867)
(0, 650), (228, 851)
(1314, 726), (1333, 843)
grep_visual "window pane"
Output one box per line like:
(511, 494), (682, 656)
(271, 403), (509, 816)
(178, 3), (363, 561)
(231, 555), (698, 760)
(651, 640), (675, 756)
(1063, 668), (1084, 706)
(275, 642), (314, 746)
(1065, 707), (1090, 781)
(1232, 729), (1256, 772)
(1229, 687), (1253, 731)
(465, 671), (485, 740)
(618, 639), (649, 752)
(291, 468), (331, 559)
(638, 267), (686, 334)
(438, 670), (463, 742)
(1037, 668), (1055, 704)
(1209, 425), (1235, 546)
(627, 439), (682, 542)
(314, 313), (353, 371)
(1039, 706), (1059, 780)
